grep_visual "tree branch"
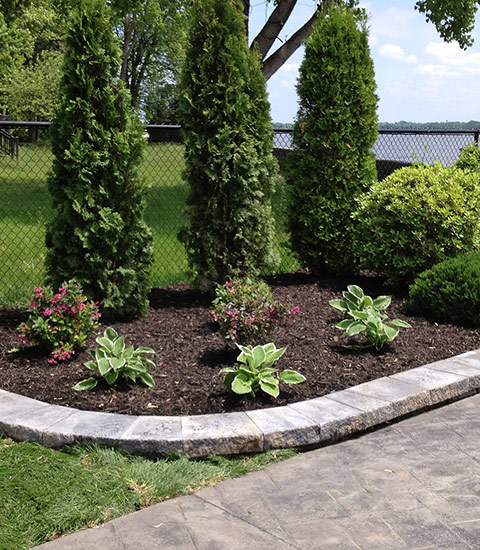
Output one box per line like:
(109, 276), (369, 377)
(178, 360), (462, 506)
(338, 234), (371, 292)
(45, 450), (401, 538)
(260, 0), (333, 80)
(251, 0), (298, 60)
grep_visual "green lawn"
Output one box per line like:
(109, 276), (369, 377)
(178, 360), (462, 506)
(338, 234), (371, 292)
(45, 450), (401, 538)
(0, 142), (298, 306)
(0, 437), (296, 550)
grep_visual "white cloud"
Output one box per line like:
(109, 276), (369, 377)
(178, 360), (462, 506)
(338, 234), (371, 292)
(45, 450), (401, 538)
(369, 7), (421, 40)
(415, 41), (480, 78)
(279, 62), (300, 73)
(379, 44), (417, 64)
(415, 64), (462, 78)
(425, 41), (480, 67)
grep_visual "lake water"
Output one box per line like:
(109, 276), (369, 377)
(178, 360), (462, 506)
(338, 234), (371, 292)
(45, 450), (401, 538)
(273, 131), (480, 166)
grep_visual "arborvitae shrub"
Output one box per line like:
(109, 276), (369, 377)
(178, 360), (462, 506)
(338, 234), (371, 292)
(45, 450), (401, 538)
(407, 251), (480, 326)
(284, 5), (378, 275)
(178, 0), (278, 289)
(355, 163), (480, 287)
(45, 0), (153, 320)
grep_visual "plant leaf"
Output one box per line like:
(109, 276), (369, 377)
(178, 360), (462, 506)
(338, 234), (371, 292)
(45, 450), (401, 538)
(383, 324), (399, 341)
(105, 327), (118, 341)
(98, 357), (111, 376)
(279, 370), (306, 384)
(329, 299), (347, 312)
(345, 321), (366, 336)
(251, 345), (266, 368)
(223, 370), (236, 390)
(259, 379), (279, 398)
(123, 345), (135, 358)
(350, 310), (369, 320)
(231, 373), (253, 394)
(104, 370), (118, 385)
(263, 346), (286, 366)
(133, 347), (155, 355)
(112, 336), (125, 356)
(337, 319), (355, 330)
(72, 377), (98, 391)
(347, 285), (364, 299)
(372, 295), (391, 310)
(84, 360), (98, 371)
(97, 337), (114, 352)
(138, 372), (155, 387)
(390, 319), (412, 328)
(109, 357), (126, 370)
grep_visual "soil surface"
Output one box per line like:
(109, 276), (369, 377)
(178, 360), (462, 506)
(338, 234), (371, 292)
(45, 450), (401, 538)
(1, 271), (479, 416)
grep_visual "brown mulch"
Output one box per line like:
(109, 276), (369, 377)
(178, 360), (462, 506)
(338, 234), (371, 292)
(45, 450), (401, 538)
(0, 271), (479, 417)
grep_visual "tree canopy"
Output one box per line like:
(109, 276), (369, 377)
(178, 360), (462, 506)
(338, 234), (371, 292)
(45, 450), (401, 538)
(0, 0), (65, 120)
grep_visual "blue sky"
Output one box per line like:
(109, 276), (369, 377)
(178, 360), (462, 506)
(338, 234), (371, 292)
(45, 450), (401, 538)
(248, 0), (480, 123)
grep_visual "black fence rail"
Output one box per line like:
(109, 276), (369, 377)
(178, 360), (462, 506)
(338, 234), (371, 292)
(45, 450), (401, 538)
(0, 120), (479, 306)
(0, 127), (19, 160)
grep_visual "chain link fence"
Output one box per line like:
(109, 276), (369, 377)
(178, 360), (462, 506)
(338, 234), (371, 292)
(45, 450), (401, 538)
(1, 121), (479, 306)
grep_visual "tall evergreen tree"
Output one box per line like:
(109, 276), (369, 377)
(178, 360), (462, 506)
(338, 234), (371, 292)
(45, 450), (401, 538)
(179, 0), (278, 288)
(285, 3), (378, 275)
(45, 0), (153, 320)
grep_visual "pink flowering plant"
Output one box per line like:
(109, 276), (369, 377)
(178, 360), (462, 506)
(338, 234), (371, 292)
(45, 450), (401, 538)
(211, 278), (299, 345)
(18, 281), (101, 364)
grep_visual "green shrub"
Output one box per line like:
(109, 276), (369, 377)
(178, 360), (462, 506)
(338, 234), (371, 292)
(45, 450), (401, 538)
(45, 0), (153, 321)
(406, 251), (480, 325)
(455, 141), (480, 174)
(18, 281), (101, 364)
(284, 5), (378, 275)
(354, 163), (480, 287)
(178, 0), (278, 289)
(211, 278), (298, 345)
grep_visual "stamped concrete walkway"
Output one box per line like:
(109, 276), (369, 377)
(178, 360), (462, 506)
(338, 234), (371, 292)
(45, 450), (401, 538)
(33, 392), (480, 549)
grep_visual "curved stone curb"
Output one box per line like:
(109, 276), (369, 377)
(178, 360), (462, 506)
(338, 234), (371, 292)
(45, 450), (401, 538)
(1, 349), (480, 458)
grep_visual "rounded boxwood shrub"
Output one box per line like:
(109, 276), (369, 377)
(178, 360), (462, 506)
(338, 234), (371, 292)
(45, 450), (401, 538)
(406, 251), (480, 326)
(354, 163), (480, 287)
(455, 141), (480, 174)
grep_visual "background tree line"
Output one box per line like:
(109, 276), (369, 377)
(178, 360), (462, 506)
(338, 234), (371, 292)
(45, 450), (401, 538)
(379, 121), (480, 130)
(1, 0), (478, 124)
(0, 0), (188, 123)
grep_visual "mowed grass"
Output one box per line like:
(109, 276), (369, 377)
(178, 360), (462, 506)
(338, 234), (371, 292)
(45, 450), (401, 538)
(0, 437), (296, 550)
(0, 142), (298, 306)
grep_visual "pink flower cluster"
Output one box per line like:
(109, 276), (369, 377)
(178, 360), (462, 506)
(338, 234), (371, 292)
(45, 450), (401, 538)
(48, 347), (76, 365)
(212, 278), (300, 345)
(18, 281), (101, 364)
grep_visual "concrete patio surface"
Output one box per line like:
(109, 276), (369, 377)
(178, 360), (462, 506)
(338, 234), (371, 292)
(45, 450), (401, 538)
(32, 391), (480, 549)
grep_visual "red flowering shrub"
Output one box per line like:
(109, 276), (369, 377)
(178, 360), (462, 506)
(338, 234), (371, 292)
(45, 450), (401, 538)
(18, 280), (101, 364)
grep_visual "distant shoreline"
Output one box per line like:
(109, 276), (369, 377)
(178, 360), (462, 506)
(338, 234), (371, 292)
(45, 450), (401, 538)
(273, 121), (480, 131)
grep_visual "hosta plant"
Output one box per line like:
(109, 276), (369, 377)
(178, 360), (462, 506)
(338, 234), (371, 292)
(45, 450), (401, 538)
(73, 327), (155, 390)
(221, 343), (305, 398)
(329, 284), (411, 351)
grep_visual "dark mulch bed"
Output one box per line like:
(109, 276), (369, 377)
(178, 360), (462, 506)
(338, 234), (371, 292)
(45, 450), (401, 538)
(0, 271), (479, 416)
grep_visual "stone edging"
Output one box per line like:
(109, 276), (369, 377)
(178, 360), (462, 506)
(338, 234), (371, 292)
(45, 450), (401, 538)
(1, 349), (480, 458)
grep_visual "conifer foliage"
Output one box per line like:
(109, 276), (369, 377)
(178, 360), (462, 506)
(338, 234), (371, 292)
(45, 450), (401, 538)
(285, 4), (378, 275)
(179, 0), (278, 288)
(45, 0), (153, 320)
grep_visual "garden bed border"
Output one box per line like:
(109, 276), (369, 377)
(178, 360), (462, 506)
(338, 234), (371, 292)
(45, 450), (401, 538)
(1, 349), (480, 458)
